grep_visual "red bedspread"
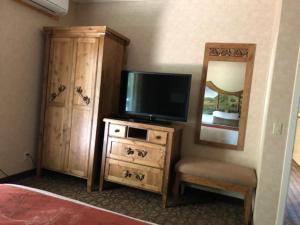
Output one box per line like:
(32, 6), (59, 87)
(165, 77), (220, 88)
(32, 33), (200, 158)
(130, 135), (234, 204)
(0, 185), (151, 225)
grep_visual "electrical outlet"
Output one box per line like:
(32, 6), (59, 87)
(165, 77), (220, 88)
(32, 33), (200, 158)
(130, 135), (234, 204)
(24, 152), (31, 161)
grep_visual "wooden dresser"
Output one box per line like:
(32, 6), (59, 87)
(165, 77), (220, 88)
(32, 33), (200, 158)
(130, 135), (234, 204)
(37, 26), (130, 192)
(100, 118), (183, 207)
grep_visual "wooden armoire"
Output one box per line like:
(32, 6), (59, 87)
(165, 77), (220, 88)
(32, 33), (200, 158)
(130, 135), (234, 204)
(37, 26), (130, 191)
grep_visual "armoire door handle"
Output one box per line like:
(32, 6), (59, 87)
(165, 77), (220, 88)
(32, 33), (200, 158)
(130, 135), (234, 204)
(75, 86), (91, 105)
(49, 84), (66, 102)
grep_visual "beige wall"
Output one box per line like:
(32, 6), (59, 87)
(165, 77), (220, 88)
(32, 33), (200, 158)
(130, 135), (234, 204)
(0, 0), (76, 178)
(75, 0), (277, 168)
(207, 61), (246, 92)
(254, 0), (300, 224)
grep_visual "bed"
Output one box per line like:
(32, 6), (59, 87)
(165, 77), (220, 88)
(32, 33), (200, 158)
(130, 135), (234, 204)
(0, 184), (156, 225)
(201, 111), (239, 145)
(202, 111), (239, 127)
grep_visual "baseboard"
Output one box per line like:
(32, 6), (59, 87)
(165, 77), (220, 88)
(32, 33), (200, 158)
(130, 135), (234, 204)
(0, 169), (35, 183)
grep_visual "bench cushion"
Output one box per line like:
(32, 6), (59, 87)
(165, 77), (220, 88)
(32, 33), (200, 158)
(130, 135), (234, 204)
(176, 158), (257, 188)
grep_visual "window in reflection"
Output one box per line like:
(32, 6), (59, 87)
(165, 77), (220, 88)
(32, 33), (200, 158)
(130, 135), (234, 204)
(202, 84), (242, 129)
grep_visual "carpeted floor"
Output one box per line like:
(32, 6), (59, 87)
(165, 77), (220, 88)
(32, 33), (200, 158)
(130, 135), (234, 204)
(11, 171), (244, 225)
(285, 161), (300, 225)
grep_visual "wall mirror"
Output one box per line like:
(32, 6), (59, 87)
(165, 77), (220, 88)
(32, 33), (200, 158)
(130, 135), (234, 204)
(195, 43), (256, 150)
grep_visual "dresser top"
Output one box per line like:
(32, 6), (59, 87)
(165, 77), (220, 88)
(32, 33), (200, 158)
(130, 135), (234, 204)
(104, 118), (183, 132)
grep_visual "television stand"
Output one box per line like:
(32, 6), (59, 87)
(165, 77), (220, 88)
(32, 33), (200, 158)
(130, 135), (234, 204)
(100, 118), (183, 207)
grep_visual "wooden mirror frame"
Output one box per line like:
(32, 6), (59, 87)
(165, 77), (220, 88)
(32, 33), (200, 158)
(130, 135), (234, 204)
(195, 43), (256, 150)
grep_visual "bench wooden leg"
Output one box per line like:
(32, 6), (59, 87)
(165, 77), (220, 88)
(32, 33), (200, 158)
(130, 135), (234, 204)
(244, 188), (253, 225)
(173, 173), (181, 206)
(180, 183), (186, 195)
(162, 194), (169, 208)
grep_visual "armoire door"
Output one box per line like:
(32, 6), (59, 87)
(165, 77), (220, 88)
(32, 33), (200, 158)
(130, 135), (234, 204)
(65, 38), (99, 178)
(42, 38), (74, 172)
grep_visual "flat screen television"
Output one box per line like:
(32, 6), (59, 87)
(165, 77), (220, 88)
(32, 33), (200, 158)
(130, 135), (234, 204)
(119, 71), (192, 122)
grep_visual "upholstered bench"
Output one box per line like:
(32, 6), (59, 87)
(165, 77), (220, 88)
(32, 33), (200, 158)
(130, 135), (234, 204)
(173, 157), (257, 225)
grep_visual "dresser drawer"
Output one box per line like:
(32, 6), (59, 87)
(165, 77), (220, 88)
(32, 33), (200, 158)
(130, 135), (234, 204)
(148, 130), (168, 145)
(107, 137), (165, 168)
(105, 159), (163, 193)
(109, 124), (127, 138)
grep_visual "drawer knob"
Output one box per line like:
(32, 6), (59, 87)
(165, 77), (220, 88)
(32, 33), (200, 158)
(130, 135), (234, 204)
(115, 129), (120, 133)
(123, 170), (132, 178)
(156, 135), (162, 140)
(126, 147), (135, 155)
(137, 149), (148, 158)
(134, 172), (145, 181)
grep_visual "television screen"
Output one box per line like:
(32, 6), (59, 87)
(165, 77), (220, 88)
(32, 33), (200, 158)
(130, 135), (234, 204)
(120, 71), (191, 122)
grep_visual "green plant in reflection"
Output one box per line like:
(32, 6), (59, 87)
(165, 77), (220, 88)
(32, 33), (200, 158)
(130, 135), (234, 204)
(203, 87), (241, 114)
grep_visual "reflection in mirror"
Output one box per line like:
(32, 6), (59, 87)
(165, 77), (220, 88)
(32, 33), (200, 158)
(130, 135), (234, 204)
(195, 43), (256, 150)
(200, 61), (246, 145)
